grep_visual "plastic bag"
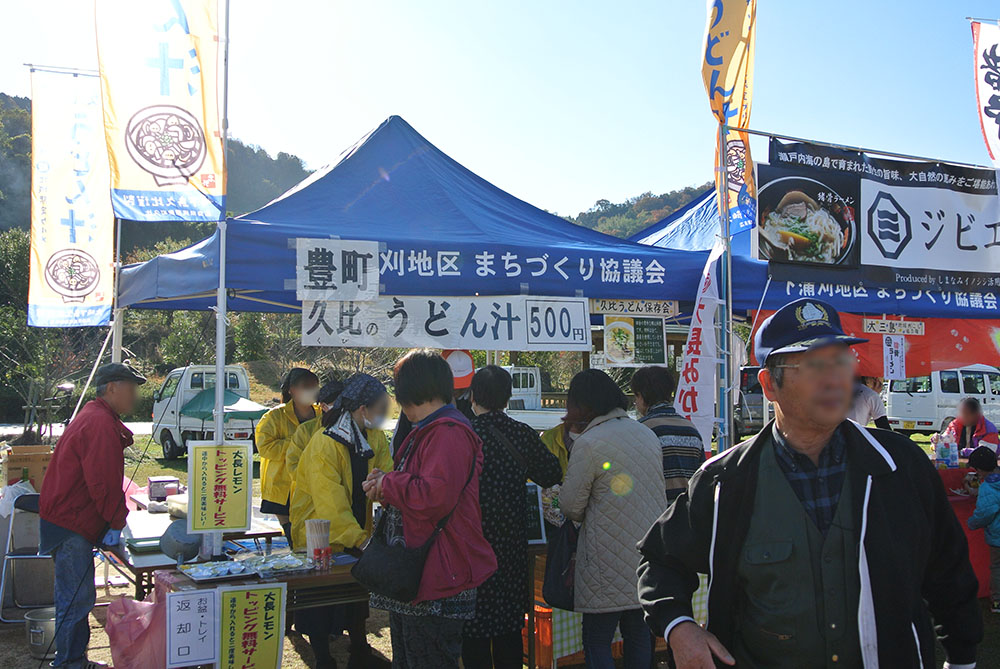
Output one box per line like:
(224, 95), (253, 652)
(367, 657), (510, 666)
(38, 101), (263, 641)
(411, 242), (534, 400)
(0, 480), (35, 518)
(105, 593), (165, 669)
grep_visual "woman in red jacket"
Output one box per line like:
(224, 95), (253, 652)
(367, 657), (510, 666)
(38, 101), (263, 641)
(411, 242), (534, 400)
(364, 349), (496, 669)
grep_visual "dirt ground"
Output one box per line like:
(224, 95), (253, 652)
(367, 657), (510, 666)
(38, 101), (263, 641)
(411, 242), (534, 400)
(0, 573), (393, 668)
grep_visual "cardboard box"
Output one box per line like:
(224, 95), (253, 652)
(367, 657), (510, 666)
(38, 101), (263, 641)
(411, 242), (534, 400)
(148, 475), (180, 501)
(1, 444), (53, 491)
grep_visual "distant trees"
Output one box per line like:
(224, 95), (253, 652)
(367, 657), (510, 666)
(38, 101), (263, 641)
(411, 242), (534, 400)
(570, 183), (713, 239)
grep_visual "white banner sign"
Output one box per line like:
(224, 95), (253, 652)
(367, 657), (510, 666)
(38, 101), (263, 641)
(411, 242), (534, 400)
(589, 298), (678, 317)
(296, 238), (380, 302)
(859, 178), (1000, 275)
(863, 319), (924, 336)
(973, 21), (1000, 167)
(882, 334), (906, 381)
(674, 243), (723, 451)
(302, 295), (591, 351)
(166, 589), (217, 668)
(28, 70), (114, 327)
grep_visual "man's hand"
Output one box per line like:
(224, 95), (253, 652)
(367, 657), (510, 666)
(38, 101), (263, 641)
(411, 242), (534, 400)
(101, 529), (121, 548)
(668, 621), (735, 669)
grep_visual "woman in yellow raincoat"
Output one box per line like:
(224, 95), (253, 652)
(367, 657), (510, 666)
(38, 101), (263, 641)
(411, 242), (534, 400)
(286, 378), (344, 482)
(255, 367), (320, 543)
(290, 373), (392, 669)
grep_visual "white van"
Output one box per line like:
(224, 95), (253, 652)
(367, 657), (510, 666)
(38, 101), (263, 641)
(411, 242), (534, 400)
(885, 363), (1000, 434)
(152, 365), (257, 459)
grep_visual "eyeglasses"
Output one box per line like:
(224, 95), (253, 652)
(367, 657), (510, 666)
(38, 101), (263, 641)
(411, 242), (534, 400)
(774, 354), (856, 377)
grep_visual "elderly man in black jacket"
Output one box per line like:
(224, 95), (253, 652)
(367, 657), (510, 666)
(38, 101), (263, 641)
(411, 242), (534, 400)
(638, 298), (982, 669)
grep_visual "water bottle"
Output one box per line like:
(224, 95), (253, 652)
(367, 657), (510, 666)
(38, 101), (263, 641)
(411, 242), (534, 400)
(947, 440), (959, 469)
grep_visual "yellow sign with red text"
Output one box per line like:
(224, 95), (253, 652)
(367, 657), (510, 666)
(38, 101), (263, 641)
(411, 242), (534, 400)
(219, 584), (285, 669)
(702, 0), (757, 232)
(188, 443), (250, 533)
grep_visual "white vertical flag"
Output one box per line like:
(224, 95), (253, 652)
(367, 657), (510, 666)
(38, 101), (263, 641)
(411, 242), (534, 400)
(972, 21), (1000, 167)
(674, 242), (724, 451)
(28, 69), (114, 327)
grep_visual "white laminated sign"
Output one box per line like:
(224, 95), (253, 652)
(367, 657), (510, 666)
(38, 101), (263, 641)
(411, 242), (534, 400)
(302, 295), (591, 351)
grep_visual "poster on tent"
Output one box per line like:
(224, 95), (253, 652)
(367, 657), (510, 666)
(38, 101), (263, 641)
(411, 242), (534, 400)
(756, 139), (1000, 290)
(602, 316), (667, 367)
(187, 442), (251, 533)
(301, 295), (591, 351)
(95, 0), (225, 221)
(218, 583), (285, 669)
(27, 69), (114, 327)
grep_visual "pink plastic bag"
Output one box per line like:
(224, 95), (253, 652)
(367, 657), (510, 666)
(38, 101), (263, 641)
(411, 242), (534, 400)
(105, 592), (166, 669)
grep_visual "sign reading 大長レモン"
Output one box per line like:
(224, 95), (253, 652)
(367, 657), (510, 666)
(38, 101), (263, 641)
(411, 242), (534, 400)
(302, 295), (591, 351)
(296, 239), (380, 302)
(759, 139), (1000, 290)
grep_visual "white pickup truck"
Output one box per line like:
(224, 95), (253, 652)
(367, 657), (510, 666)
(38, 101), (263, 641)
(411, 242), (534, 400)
(503, 366), (565, 431)
(151, 365), (260, 459)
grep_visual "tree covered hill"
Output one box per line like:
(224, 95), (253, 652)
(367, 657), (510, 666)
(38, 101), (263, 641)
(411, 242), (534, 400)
(570, 182), (712, 239)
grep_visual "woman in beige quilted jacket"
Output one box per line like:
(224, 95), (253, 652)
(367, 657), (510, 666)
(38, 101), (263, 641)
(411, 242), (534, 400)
(560, 370), (667, 669)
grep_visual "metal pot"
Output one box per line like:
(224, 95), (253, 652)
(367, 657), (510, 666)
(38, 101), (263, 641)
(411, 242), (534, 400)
(24, 606), (56, 660)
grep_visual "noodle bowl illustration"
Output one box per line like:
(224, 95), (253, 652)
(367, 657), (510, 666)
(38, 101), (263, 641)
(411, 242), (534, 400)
(125, 105), (206, 186)
(44, 249), (100, 302)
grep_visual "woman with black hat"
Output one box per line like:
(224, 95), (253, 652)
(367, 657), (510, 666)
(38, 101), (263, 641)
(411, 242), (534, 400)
(290, 373), (392, 668)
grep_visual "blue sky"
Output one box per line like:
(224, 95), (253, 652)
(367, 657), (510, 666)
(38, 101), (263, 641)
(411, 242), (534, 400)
(1, 0), (998, 216)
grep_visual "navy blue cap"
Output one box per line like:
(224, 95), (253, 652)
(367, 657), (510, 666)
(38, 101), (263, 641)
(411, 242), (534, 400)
(754, 298), (867, 366)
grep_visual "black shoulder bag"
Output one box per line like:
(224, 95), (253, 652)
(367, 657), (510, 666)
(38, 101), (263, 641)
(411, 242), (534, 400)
(351, 437), (475, 602)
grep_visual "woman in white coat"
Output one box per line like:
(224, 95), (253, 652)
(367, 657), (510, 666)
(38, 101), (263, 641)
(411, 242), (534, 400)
(560, 369), (667, 669)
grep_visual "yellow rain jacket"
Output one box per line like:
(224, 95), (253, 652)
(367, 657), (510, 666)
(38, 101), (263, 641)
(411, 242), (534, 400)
(540, 424), (569, 476)
(286, 415), (324, 482)
(255, 402), (321, 505)
(290, 426), (392, 550)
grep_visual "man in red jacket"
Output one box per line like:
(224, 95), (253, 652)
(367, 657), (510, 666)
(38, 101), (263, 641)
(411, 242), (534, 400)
(40, 363), (145, 669)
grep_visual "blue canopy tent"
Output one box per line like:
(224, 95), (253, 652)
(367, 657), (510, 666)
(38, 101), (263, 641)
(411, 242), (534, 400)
(119, 116), (711, 312)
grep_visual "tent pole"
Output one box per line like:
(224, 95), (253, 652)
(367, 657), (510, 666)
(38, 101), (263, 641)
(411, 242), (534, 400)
(209, 0), (232, 558)
(717, 122), (734, 452)
(213, 0), (231, 447)
(111, 217), (123, 363)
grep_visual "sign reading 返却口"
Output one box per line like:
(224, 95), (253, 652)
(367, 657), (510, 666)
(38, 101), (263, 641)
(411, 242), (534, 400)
(188, 442), (251, 533)
(219, 584), (285, 669)
(167, 590), (217, 668)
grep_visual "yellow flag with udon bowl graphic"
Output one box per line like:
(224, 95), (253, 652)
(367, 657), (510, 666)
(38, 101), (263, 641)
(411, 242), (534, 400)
(702, 0), (757, 233)
(96, 0), (225, 222)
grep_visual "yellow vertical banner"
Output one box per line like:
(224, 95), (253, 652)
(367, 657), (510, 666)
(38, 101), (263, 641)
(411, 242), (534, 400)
(219, 584), (285, 669)
(188, 442), (251, 533)
(28, 69), (114, 327)
(702, 0), (757, 232)
(95, 0), (225, 222)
